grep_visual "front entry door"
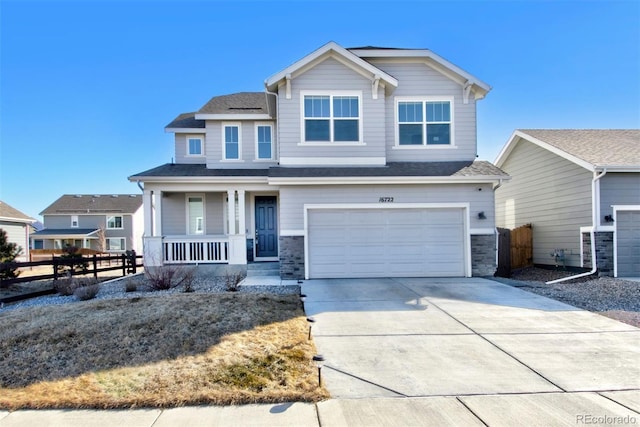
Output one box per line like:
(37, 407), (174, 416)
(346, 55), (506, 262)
(255, 196), (278, 258)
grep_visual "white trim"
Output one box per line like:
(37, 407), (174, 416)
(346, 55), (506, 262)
(280, 229), (305, 236)
(195, 113), (272, 120)
(268, 175), (505, 185)
(254, 123), (274, 160)
(165, 127), (205, 133)
(612, 205), (640, 277)
(222, 122), (242, 161)
(253, 194), (280, 260)
(265, 41), (398, 91)
(186, 135), (205, 157)
(495, 130), (595, 171)
(394, 96), (455, 147)
(71, 215), (79, 228)
(303, 203), (471, 279)
(186, 193), (206, 235)
(300, 91), (363, 144)
(106, 237), (127, 252)
(278, 157), (386, 166)
(470, 228), (496, 235)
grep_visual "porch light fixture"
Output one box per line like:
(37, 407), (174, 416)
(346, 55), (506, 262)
(312, 355), (325, 387)
(300, 294), (307, 303)
(477, 211), (487, 220)
(604, 215), (614, 223)
(306, 317), (316, 340)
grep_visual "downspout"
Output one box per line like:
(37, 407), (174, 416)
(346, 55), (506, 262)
(546, 168), (607, 284)
(264, 84), (279, 164)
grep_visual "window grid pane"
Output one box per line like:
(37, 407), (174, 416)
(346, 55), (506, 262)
(304, 96), (330, 118)
(188, 138), (202, 155)
(257, 126), (272, 159)
(225, 126), (239, 159)
(333, 96), (359, 118)
(399, 102), (422, 123)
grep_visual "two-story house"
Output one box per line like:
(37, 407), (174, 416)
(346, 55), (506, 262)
(31, 194), (144, 253)
(129, 42), (508, 279)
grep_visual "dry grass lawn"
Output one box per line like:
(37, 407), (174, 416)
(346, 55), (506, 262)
(0, 293), (329, 409)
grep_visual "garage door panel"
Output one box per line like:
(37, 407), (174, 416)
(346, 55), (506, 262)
(308, 208), (466, 278)
(616, 210), (640, 277)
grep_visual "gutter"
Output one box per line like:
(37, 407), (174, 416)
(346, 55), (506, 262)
(546, 168), (607, 284)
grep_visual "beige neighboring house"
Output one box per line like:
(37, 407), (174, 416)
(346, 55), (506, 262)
(31, 194), (144, 254)
(495, 129), (640, 277)
(0, 201), (36, 262)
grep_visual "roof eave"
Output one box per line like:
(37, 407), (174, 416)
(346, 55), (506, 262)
(165, 127), (205, 133)
(194, 113), (273, 120)
(268, 175), (509, 185)
(128, 175), (269, 184)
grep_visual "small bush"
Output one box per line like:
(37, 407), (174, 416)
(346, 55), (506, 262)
(145, 266), (196, 292)
(54, 276), (81, 296)
(125, 279), (138, 293)
(74, 284), (100, 301)
(56, 246), (88, 275)
(223, 271), (245, 292)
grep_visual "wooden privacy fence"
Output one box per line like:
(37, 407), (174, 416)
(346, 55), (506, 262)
(496, 224), (533, 277)
(0, 251), (143, 287)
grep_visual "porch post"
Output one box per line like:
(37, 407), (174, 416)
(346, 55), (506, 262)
(238, 190), (246, 236)
(227, 190), (236, 235)
(143, 190), (154, 237)
(154, 191), (163, 236)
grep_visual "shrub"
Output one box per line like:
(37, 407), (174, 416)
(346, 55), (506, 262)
(0, 228), (22, 285)
(145, 266), (196, 292)
(124, 279), (138, 293)
(223, 271), (245, 292)
(55, 277), (100, 297)
(74, 283), (100, 301)
(56, 246), (88, 275)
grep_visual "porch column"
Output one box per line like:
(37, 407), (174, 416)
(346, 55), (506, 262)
(143, 189), (154, 237)
(227, 190), (236, 235)
(153, 191), (163, 236)
(238, 190), (246, 235)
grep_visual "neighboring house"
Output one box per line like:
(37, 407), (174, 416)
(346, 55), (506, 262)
(129, 41), (508, 279)
(0, 201), (36, 262)
(495, 129), (640, 277)
(31, 195), (144, 254)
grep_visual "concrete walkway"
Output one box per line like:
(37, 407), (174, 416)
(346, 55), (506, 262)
(1, 277), (638, 426)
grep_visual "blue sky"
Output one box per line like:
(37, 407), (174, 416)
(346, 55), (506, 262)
(1, 0), (639, 220)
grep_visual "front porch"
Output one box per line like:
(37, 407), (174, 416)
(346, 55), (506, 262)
(142, 188), (279, 267)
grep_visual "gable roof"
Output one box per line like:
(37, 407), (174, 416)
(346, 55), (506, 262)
(0, 201), (35, 224)
(165, 112), (205, 131)
(193, 92), (276, 121)
(495, 129), (640, 172)
(40, 194), (143, 215)
(265, 41), (399, 93)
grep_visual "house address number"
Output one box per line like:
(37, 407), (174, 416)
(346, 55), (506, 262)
(379, 197), (394, 203)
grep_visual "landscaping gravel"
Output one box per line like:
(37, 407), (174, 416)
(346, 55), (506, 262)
(493, 267), (640, 327)
(0, 274), (301, 313)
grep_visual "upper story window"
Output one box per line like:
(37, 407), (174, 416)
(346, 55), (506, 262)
(396, 98), (453, 147)
(71, 215), (79, 228)
(302, 92), (361, 143)
(256, 124), (273, 160)
(187, 135), (203, 156)
(106, 215), (123, 229)
(223, 123), (241, 160)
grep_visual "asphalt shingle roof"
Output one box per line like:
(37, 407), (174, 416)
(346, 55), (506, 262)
(165, 112), (205, 129)
(130, 164), (270, 178)
(0, 201), (34, 222)
(519, 129), (640, 168)
(197, 92), (276, 117)
(31, 228), (99, 237)
(40, 195), (143, 215)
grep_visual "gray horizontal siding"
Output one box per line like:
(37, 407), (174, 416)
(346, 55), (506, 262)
(44, 214), (105, 229)
(495, 139), (592, 267)
(279, 183), (494, 231)
(0, 221), (28, 260)
(600, 173), (640, 225)
(175, 133), (206, 164)
(161, 192), (224, 235)
(277, 57), (386, 163)
(204, 121), (277, 169)
(368, 61), (477, 162)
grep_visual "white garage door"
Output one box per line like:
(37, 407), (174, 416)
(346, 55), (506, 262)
(616, 210), (640, 277)
(307, 208), (466, 278)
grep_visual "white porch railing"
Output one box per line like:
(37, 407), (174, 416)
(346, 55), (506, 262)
(163, 236), (229, 264)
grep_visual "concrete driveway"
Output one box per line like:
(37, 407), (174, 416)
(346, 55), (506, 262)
(303, 277), (640, 426)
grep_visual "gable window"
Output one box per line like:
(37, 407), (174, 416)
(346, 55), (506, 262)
(302, 92), (361, 143)
(397, 99), (453, 146)
(256, 124), (273, 160)
(106, 215), (123, 229)
(187, 195), (204, 235)
(223, 124), (241, 160)
(71, 215), (79, 228)
(106, 238), (126, 252)
(187, 136), (203, 156)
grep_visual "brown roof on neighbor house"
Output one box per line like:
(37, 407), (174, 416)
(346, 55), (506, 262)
(165, 112), (205, 129)
(0, 201), (35, 223)
(197, 92), (276, 117)
(40, 195), (143, 215)
(518, 129), (640, 168)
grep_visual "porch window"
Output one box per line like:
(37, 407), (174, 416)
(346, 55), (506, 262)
(106, 238), (125, 251)
(256, 125), (273, 160)
(302, 92), (361, 143)
(397, 99), (453, 146)
(187, 195), (205, 235)
(107, 215), (123, 229)
(223, 124), (241, 160)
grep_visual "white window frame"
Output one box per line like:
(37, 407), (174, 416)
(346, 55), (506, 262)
(71, 215), (79, 228)
(254, 123), (274, 161)
(186, 193), (205, 235)
(394, 96), (455, 148)
(186, 134), (204, 157)
(106, 237), (126, 252)
(222, 123), (242, 161)
(106, 215), (123, 229)
(300, 90), (364, 145)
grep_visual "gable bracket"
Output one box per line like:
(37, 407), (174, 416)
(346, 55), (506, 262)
(463, 81), (473, 104)
(372, 75), (380, 100)
(285, 74), (292, 99)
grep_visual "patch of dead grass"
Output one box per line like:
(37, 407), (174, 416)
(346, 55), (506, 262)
(0, 293), (329, 409)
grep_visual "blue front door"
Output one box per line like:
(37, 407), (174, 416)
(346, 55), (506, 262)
(255, 196), (278, 258)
